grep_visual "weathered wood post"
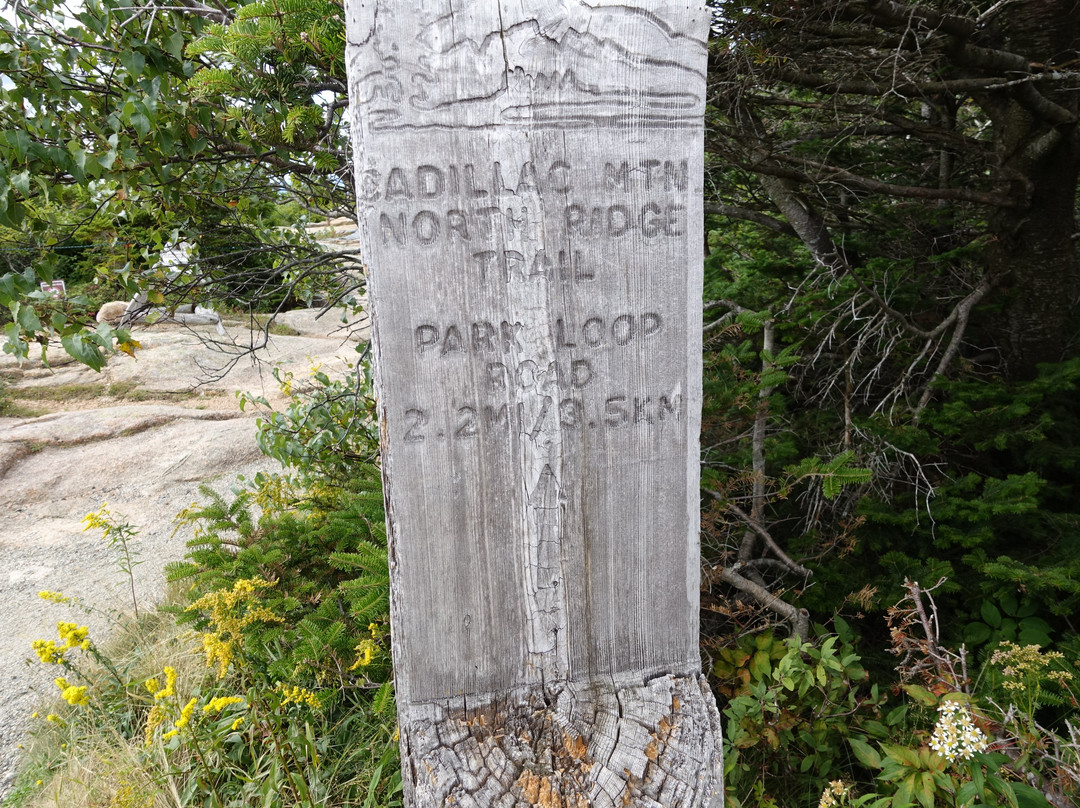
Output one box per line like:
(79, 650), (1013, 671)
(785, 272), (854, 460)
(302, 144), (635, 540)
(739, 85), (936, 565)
(345, 4), (721, 807)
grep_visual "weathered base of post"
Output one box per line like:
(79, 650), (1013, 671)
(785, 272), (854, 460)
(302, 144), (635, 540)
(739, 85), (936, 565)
(399, 674), (723, 808)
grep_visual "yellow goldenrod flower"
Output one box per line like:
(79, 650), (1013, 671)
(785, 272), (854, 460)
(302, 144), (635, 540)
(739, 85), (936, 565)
(154, 667), (176, 701)
(230, 716), (245, 731)
(350, 639), (377, 670)
(56, 681), (88, 707)
(278, 684), (321, 710)
(991, 641), (1073, 693)
(201, 632), (235, 679)
(32, 622), (93, 665)
(46, 714), (65, 726)
(82, 504), (113, 536)
(175, 697), (198, 730)
(202, 695), (246, 714)
(37, 590), (70, 604)
(144, 704), (167, 746)
(161, 728), (178, 740)
(56, 622), (90, 651)
(32, 639), (64, 664)
(144, 677), (160, 695)
(187, 577), (279, 614)
(188, 578), (282, 678)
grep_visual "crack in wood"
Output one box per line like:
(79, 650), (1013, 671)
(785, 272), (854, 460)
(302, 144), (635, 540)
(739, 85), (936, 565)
(400, 674), (721, 808)
(347, 3), (720, 805)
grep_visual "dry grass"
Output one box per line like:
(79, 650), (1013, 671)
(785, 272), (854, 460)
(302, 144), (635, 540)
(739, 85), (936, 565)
(0, 380), (231, 417)
(26, 744), (176, 808)
(8, 591), (208, 808)
(220, 313), (301, 337)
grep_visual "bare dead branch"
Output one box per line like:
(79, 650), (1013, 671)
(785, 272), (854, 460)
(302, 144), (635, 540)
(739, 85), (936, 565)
(704, 490), (814, 579)
(704, 202), (798, 236)
(913, 271), (1001, 416)
(761, 151), (1012, 208)
(705, 564), (810, 640)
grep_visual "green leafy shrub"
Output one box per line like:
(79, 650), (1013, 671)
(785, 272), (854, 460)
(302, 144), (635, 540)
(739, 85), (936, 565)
(962, 594), (1054, 652)
(240, 356), (377, 485)
(719, 626), (887, 807)
(718, 582), (1077, 808)
(168, 467), (392, 691)
(151, 363), (397, 806)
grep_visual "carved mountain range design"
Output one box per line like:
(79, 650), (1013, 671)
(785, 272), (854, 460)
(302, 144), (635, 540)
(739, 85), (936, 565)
(349, 4), (709, 130)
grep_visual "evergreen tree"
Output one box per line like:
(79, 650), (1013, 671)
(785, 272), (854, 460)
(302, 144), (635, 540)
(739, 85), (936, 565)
(701, 0), (1080, 639)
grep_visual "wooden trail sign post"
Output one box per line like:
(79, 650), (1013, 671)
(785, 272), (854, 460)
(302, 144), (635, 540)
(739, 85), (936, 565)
(345, 4), (722, 807)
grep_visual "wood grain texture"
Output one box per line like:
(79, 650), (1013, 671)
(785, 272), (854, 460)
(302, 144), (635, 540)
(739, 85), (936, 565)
(400, 674), (722, 808)
(345, 3), (720, 806)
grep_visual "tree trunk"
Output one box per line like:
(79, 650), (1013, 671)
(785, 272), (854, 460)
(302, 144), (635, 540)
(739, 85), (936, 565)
(983, 1), (1080, 376)
(989, 136), (1080, 373)
(344, 3), (723, 808)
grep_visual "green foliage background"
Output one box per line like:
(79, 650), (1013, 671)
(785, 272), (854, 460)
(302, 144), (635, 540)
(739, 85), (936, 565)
(3, 0), (1080, 806)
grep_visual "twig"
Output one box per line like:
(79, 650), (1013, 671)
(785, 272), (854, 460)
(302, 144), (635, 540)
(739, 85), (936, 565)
(720, 499), (813, 578)
(705, 564), (810, 640)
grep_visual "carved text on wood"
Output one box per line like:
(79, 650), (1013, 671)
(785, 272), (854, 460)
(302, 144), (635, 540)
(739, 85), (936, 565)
(346, 4), (722, 807)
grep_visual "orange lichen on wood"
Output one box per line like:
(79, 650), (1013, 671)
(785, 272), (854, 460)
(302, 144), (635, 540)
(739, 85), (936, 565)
(644, 738), (659, 761)
(516, 770), (542, 805)
(538, 776), (559, 808)
(514, 768), (591, 808)
(563, 732), (588, 760)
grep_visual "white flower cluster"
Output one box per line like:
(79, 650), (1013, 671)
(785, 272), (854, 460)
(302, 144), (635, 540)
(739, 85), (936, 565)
(929, 698), (989, 762)
(818, 780), (850, 808)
